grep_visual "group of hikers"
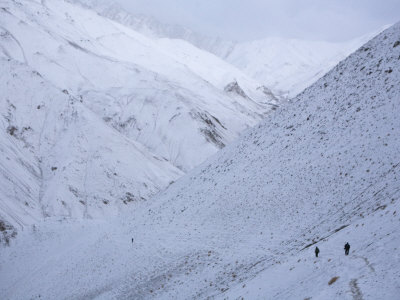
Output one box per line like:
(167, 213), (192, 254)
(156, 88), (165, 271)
(314, 242), (350, 257)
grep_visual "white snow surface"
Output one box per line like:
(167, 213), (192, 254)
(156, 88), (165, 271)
(0, 0), (277, 229)
(1, 19), (399, 300)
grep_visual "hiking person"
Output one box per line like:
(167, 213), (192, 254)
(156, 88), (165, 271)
(344, 242), (350, 255)
(131, 238), (133, 244)
(315, 246), (320, 257)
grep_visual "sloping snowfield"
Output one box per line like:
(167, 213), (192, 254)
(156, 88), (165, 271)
(1, 18), (399, 300)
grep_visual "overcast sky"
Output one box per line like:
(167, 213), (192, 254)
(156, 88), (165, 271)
(114, 0), (400, 42)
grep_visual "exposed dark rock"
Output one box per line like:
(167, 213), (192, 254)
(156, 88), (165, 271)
(224, 81), (248, 98)
(0, 220), (17, 246)
(7, 125), (17, 136)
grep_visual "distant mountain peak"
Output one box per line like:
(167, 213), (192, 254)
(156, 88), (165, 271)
(68, 0), (381, 99)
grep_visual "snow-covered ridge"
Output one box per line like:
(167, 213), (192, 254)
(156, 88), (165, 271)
(225, 29), (388, 98)
(0, 0), (277, 231)
(66, 0), (237, 58)
(1, 20), (399, 299)
(69, 0), (383, 98)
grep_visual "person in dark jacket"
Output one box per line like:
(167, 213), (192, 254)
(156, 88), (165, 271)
(315, 246), (320, 257)
(344, 242), (350, 255)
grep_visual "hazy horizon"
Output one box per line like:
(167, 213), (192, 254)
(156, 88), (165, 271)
(113, 0), (400, 42)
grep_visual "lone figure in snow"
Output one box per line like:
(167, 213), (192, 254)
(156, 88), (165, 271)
(344, 242), (350, 255)
(131, 238), (133, 244)
(315, 246), (320, 257)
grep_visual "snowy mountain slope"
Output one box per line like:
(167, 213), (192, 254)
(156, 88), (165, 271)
(0, 0), (276, 231)
(224, 30), (387, 98)
(0, 0), (274, 174)
(224, 203), (400, 299)
(1, 20), (399, 300)
(0, 115), (40, 241)
(154, 37), (279, 105)
(64, 0), (274, 104)
(0, 56), (182, 242)
(69, 0), (382, 98)
(66, 0), (237, 58)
